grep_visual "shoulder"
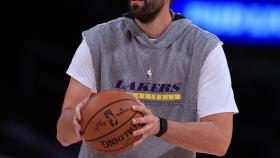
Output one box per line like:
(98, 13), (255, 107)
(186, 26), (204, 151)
(174, 18), (222, 57)
(81, 17), (133, 54)
(82, 17), (128, 38)
(185, 21), (221, 46)
(172, 18), (221, 49)
(172, 19), (222, 65)
(82, 17), (131, 50)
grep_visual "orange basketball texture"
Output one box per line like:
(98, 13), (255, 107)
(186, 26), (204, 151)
(80, 90), (143, 154)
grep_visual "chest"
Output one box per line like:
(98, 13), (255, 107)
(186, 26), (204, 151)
(101, 45), (192, 84)
(97, 46), (197, 120)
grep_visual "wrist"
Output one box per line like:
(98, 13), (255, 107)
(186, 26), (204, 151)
(155, 117), (168, 137)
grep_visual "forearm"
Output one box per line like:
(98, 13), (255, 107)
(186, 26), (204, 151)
(160, 120), (232, 156)
(56, 109), (81, 146)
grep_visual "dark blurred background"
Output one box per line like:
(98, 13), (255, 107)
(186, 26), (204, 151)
(1, 0), (279, 158)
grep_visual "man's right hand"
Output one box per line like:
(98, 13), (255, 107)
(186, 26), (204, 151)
(73, 90), (96, 139)
(56, 78), (97, 147)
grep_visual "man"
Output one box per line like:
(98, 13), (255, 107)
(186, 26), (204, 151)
(56, 0), (239, 157)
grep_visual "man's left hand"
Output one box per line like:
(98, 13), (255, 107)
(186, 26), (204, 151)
(131, 101), (160, 147)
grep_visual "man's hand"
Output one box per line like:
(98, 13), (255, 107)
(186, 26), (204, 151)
(131, 100), (160, 147)
(73, 89), (96, 139)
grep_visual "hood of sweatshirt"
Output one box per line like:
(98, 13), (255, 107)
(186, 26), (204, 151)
(122, 10), (192, 49)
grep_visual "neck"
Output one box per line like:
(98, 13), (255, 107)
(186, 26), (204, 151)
(134, 6), (172, 39)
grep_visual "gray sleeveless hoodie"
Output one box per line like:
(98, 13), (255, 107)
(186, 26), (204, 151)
(79, 11), (221, 158)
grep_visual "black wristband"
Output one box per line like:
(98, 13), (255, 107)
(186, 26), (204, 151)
(155, 117), (168, 137)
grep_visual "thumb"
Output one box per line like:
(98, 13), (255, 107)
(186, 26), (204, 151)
(90, 88), (97, 94)
(83, 89), (97, 104)
(85, 89), (97, 102)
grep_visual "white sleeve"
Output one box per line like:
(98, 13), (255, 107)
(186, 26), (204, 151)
(197, 44), (239, 118)
(66, 40), (96, 89)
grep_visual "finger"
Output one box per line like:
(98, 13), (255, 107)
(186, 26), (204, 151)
(125, 92), (144, 106)
(138, 101), (146, 107)
(132, 116), (153, 124)
(74, 123), (81, 136)
(75, 105), (82, 121)
(84, 89), (96, 104)
(132, 105), (151, 115)
(125, 91), (133, 95)
(126, 92), (140, 101)
(83, 94), (91, 105)
(133, 134), (147, 147)
(133, 124), (152, 136)
(77, 95), (91, 118)
(90, 88), (97, 94)
(73, 116), (82, 137)
(133, 97), (145, 107)
(73, 116), (81, 128)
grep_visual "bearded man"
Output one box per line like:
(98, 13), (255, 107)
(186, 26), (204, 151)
(56, 0), (239, 157)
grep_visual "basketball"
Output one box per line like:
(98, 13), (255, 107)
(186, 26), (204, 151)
(80, 89), (143, 154)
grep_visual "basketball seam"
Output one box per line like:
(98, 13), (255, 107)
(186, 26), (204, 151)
(81, 98), (138, 134)
(85, 112), (138, 141)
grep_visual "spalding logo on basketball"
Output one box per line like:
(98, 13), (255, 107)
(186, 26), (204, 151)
(80, 89), (143, 154)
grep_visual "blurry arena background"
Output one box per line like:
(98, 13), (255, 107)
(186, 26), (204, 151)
(1, 0), (279, 157)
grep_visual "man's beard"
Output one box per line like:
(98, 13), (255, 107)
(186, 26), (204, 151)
(128, 0), (164, 23)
